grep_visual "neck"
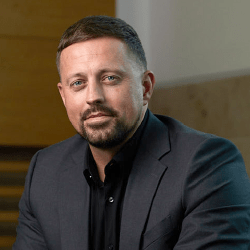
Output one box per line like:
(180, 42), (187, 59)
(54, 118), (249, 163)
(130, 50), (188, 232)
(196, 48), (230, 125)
(89, 144), (122, 182)
(89, 107), (147, 182)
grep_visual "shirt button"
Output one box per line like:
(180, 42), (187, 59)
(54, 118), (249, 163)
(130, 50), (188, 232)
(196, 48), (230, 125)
(108, 197), (114, 203)
(108, 244), (114, 250)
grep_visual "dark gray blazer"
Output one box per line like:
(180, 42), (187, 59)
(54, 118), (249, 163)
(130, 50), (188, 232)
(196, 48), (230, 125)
(13, 111), (250, 249)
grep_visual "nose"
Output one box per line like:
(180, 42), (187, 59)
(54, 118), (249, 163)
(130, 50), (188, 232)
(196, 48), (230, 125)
(86, 80), (105, 105)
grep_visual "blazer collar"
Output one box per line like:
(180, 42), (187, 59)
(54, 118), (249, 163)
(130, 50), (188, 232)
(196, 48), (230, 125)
(70, 135), (89, 169)
(135, 110), (170, 161)
(58, 136), (90, 250)
(69, 110), (170, 166)
(120, 110), (170, 250)
(58, 111), (171, 250)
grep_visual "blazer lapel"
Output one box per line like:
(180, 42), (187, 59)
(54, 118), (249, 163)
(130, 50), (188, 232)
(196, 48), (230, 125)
(58, 139), (90, 250)
(120, 111), (170, 250)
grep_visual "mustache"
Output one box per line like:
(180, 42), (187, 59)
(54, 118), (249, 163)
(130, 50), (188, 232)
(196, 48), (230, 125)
(81, 104), (118, 121)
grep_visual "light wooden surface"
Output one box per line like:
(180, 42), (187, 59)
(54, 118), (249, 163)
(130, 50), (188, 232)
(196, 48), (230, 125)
(0, 0), (115, 39)
(0, 162), (29, 172)
(0, 38), (75, 145)
(0, 187), (24, 197)
(0, 212), (19, 222)
(0, 0), (115, 146)
(150, 75), (250, 176)
(0, 236), (16, 248)
(1, 2), (115, 248)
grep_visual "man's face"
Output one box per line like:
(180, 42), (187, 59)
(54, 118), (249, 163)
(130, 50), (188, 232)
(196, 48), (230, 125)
(58, 37), (150, 149)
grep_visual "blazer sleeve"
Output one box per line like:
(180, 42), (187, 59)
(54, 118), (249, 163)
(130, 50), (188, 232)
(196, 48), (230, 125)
(174, 137), (250, 249)
(13, 151), (48, 250)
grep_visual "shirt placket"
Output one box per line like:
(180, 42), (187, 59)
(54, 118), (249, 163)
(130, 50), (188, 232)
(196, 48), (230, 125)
(104, 161), (119, 250)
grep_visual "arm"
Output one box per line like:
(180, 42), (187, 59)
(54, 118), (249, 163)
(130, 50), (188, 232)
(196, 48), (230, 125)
(175, 137), (250, 249)
(13, 152), (48, 250)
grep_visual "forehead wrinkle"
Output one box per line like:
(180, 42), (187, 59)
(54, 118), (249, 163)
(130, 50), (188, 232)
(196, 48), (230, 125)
(62, 37), (127, 63)
(60, 37), (142, 82)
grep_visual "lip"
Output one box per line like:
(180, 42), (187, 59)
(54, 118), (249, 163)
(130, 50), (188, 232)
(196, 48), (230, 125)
(86, 112), (110, 120)
(84, 113), (112, 126)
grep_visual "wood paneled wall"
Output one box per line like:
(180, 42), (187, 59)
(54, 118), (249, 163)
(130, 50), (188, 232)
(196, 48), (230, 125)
(0, 2), (115, 248)
(0, 0), (115, 146)
(149, 75), (250, 176)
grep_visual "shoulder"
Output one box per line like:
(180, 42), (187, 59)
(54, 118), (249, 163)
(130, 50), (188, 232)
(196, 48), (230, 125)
(152, 113), (250, 206)
(154, 113), (213, 138)
(154, 113), (235, 148)
(37, 134), (87, 159)
(22, 134), (88, 207)
(143, 111), (241, 163)
(27, 134), (88, 176)
(151, 113), (243, 169)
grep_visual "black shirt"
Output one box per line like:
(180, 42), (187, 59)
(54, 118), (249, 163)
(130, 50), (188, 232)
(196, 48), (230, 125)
(84, 111), (149, 250)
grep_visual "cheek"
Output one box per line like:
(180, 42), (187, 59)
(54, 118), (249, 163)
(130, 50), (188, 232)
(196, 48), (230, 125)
(64, 96), (84, 121)
(129, 85), (144, 108)
(120, 88), (143, 118)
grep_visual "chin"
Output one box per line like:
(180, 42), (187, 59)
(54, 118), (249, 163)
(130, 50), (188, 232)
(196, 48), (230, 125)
(79, 119), (138, 149)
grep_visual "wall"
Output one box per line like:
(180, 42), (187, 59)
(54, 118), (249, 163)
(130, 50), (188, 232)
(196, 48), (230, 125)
(0, 1), (115, 248)
(1, 0), (115, 146)
(149, 75), (250, 176)
(117, 0), (250, 86)
(117, 0), (250, 175)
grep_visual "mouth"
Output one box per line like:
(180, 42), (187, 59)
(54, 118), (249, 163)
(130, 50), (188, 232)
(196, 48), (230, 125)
(86, 112), (111, 120)
(84, 112), (114, 127)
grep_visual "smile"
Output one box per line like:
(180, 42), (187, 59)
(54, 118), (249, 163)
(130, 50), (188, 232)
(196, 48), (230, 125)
(85, 113), (113, 125)
(86, 112), (111, 120)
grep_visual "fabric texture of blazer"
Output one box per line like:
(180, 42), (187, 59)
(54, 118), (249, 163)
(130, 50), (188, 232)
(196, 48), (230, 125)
(13, 111), (250, 249)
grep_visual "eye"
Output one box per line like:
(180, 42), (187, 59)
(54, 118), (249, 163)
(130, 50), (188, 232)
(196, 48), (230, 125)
(107, 76), (115, 81)
(73, 81), (83, 86)
(70, 80), (86, 91)
(103, 75), (119, 84)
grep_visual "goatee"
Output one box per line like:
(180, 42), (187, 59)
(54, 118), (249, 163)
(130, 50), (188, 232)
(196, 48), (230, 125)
(78, 104), (140, 149)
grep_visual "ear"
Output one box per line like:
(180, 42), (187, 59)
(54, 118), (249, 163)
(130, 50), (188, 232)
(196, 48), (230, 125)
(142, 70), (156, 106)
(57, 82), (66, 106)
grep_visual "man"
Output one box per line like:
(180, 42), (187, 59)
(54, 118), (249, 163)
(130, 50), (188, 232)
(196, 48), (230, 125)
(14, 16), (250, 250)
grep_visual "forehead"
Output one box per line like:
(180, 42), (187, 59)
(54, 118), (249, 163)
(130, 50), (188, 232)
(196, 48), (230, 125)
(60, 37), (133, 69)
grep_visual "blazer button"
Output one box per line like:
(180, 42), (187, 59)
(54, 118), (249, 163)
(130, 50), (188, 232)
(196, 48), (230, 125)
(108, 244), (114, 250)
(108, 197), (114, 203)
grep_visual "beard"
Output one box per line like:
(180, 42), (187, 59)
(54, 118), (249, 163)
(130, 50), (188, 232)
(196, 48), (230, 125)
(78, 104), (141, 149)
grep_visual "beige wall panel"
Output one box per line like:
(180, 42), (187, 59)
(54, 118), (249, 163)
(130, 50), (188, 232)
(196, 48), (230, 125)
(0, 0), (115, 39)
(0, 38), (75, 145)
(149, 75), (250, 176)
(150, 76), (250, 138)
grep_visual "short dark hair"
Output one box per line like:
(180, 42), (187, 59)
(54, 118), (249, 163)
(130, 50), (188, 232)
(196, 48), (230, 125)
(56, 15), (147, 74)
